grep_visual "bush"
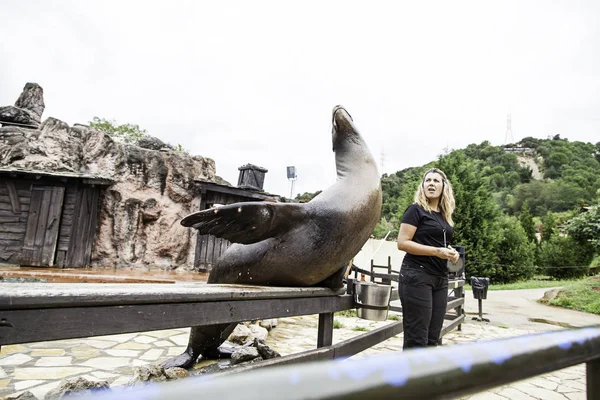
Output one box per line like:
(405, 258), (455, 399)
(537, 236), (592, 279)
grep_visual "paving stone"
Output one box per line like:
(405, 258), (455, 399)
(79, 357), (131, 370)
(0, 354), (33, 366)
(0, 367), (6, 378)
(105, 350), (140, 357)
(98, 333), (138, 342)
(169, 334), (190, 346)
(0, 345), (29, 356)
(464, 392), (507, 399)
(28, 380), (61, 400)
(153, 341), (173, 347)
(34, 357), (73, 367)
(132, 359), (149, 367)
(527, 377), (559, 391)
(113, 342), (152, 350)
(167, 347), (184, 356)
(29, 349), (66, 357)
(0, 379), (9, 389)
(497, 387), (538, 399)
(518, 385), (572, 400)
(71, 345), (101, 359)
(78, 339), (118, 349)
(110, 376), (132, 387)
(133, 336), (156, 344)
(13, 379), (45, 391)
(140, 349), (164, 361)
(564, 392), (586, 400)
(91, 371), (119, 380)
(146, 329), (187, 338)
(557, 385), (581, 393)
(562, 380), (586, 391)
(14, 367), (92, 380)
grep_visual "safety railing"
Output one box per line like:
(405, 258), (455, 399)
(80, 325), (600, 400)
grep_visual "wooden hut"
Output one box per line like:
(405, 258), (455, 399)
(0, 168), (113, 268)
(193, 165), (280, 272)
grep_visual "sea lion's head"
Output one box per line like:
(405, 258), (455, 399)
(331, 105), (362, 152)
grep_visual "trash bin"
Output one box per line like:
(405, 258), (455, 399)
(471, 276), (489, 300)
(470, 276), (490, 322)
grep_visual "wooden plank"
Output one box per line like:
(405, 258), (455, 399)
(0, 188), (32, 198)
(19, 189), (43, 265)
(317, 312), (334, 347)
(0, 239), (22, 247)
(0, 294), (354, 345)
(0, 216), (21, 224)
(81, 187), (99, 266)
(0, 283), (345, 309)
(40, 186), (65, 266)
(5, 181), (21, 214)
(30, 188), (53, 264)
(55, 250), (66, 267)
(0, 223), (26, 233)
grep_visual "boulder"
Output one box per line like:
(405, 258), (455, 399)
(44, 377), (110, 399)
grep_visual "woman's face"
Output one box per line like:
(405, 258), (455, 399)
(423, 172), (444, 200)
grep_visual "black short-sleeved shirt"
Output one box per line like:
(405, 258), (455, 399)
(401, 203), (454, 277)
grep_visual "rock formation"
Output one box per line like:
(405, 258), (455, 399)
(0, 82), (217, 269)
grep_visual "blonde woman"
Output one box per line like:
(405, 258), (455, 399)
(397, 168), (459, 349)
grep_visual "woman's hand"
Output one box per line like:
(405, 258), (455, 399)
(436, 246), (459, 262)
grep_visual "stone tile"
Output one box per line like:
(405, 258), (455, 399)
(34, 356), (73, 367)
(110, 376), (131, 387)
(546, 376), (562, 384)
(562, 380), (586, 391)
(14, 367), (92, 380)
(169, 334), (190, 346)
(527, 377), (559, 391)
(132, 359), (149, 367)
(133, 336), (156, 344)
(564, 392), (586, 400)
(30, 349), (66, 357)
(140, 349), (164, 361)
(557, 385), (581, 393)
(554, 371), (584, 380)
(153, 341), (173, 347)
(0, 379), (9, 389)
(145, 329), (188, 338)
(79, 357), (131, 370)
(71, 345), (101, 359)
(98, 333), (138, 342)
(0, 344), (28, 356)
(0, 353), (33, 366)
(113, 342), (151, 350)
(167, 347), (184, 356)
(78, 339), (118, 349)
(28, 380), (61, 400)
(91, 371), (119, 379)
(464, 392), (506, 399)
(105, 350), (140, 357)
(0, 367), (6, 378)
(497, 387), (538, 399)
(14, 380), (45, 391)
(518, 385), (572, 400)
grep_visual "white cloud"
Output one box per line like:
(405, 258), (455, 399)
(1, 0), (599, 197)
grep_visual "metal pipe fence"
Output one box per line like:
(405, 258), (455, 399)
(80, 325), (600, 400)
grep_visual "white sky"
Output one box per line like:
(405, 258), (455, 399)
(1, 1), (599, 197)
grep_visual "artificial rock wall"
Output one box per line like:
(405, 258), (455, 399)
(0, 83), (216, 269)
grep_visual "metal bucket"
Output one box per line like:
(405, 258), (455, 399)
(353, 281), (392, 321)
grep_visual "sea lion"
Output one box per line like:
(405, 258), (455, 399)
(161, 105), (382, 369)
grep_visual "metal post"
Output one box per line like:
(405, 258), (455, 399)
(455, 284), (464, 331)
(587, 358), (600, 400)
(478, 299), (483, 320)
(317, 312), (334, 348)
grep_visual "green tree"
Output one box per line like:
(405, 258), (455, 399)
(490, 215), (537, 283)
(540, 212), (556, 242)
(519, 203), (537, 243)
(295, 191), (322, 202)
(537, 236), (592, 279)
(90, 117), (147, 144)
(566, 202), (600, 255)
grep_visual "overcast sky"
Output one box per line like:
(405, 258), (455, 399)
(2, 1), (599, 197)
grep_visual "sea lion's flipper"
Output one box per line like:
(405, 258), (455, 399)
(181, 202), (307, 244)
(159, 322), (237, 369)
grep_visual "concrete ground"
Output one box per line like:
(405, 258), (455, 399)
(1, 287), (599, 399)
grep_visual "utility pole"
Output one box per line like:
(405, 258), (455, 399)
(505, 113), (514, 145)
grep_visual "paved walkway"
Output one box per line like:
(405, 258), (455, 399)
(1, 287), (598, 399)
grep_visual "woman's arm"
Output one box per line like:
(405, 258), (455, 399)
(397, 223), (458, 261)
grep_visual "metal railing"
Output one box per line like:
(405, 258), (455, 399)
(80, 325), (600, 399)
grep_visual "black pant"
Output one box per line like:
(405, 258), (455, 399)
(399, 266), (448, 349)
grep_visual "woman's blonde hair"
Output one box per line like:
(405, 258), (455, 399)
(414, 168), (456, 226)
